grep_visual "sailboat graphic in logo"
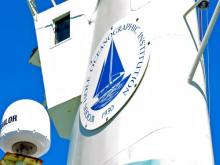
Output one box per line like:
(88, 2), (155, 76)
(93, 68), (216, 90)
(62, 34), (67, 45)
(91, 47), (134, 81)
(91, 40), (131, 111)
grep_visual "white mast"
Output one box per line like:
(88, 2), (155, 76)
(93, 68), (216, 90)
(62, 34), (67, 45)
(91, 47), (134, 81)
(27, 0), (215, 164)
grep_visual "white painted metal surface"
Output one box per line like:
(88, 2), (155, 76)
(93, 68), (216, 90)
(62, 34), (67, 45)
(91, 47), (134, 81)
(28, 0), (213, 164)
(33, 0), (97, 108)
(0, 99), (50, 157)
(68, 0), (213, 164)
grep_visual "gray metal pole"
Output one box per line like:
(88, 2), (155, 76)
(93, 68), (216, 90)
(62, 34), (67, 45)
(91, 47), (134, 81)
(188, 0), (220, 83)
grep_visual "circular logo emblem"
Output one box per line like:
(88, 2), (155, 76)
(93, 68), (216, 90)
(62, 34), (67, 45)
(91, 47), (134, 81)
(80, 16), (151, 130)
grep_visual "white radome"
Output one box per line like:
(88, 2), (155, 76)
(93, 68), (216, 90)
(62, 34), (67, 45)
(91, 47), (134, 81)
(0, 99), (50, 158)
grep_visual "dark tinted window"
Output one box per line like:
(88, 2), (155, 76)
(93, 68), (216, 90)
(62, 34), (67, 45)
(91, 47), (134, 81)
(55, 14), (70, 43)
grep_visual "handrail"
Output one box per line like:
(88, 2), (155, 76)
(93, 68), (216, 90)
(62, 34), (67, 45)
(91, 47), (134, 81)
(183, 0), (209, 51)
(188, 0), (220, 83)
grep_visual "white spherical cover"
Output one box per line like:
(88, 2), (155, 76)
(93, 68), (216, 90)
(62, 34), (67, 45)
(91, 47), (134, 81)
(0, 99), (51, 157)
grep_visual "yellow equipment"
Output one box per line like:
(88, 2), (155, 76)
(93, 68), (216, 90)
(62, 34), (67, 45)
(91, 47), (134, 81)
(0, 153), (42, 165)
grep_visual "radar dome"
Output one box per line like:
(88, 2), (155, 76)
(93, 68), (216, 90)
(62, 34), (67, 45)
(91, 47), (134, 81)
(0, 99), (50, 158)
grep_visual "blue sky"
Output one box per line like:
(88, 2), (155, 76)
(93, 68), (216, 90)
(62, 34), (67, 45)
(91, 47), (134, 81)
(0, 0), (69, 164)
(0, 0), (220, 165)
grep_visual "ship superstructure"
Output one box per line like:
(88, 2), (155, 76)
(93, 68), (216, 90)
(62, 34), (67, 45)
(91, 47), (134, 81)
(26, 0), (216, 164)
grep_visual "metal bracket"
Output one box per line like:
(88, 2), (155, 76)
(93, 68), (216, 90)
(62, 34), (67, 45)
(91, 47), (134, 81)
(51, 0), (57, 7)
(27, 0), (38, 20)
(183, 0), (209, 51)
(198, 0), (210, 9)
(188, 0), (220, 83)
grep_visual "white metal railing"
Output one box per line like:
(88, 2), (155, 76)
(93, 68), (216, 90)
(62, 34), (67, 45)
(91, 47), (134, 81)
(188, 0), (220, 83)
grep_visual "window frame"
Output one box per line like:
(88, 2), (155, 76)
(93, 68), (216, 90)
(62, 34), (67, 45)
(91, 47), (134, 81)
(53, 12), (71, 44)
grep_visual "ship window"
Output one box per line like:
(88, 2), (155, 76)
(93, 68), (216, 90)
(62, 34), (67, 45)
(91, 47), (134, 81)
(55, 14), (70, 44)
